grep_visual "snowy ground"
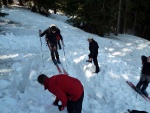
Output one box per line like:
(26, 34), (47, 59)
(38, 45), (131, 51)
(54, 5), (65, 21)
(0, 6), (150, 113)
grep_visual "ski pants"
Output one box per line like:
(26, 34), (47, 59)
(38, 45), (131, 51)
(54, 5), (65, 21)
(48, 44), (59, 60)
(136, 74), (150, 90)
(67, 92), (84, 113)
(88, 54), (99, 72)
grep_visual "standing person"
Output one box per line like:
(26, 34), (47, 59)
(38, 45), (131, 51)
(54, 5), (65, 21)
(37, 74), (84, 113)
(86, 37), (100, 73)
(39, 24), (64, 63)
(136, 55), (150, 97)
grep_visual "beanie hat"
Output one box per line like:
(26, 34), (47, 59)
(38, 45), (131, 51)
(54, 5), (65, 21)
(37, 74), (47, 84)
(87, 37), (93, 41)
(51, 26), (57, 31)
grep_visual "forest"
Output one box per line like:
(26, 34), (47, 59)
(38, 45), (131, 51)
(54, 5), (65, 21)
(0, 0), (150, 40)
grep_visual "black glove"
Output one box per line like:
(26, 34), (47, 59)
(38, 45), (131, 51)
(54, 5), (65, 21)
(53, 100), (59, 106)
(58, 105), (64, 111)
(86, 60), (92, 63)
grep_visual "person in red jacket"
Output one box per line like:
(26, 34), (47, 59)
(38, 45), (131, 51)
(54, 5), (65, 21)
(37, 74), (84, 113)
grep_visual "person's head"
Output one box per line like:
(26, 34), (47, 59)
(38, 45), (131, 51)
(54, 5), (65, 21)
(87, 37), (93, 42)
(50, 24), (57, 33)
(37, 74), (48, 85)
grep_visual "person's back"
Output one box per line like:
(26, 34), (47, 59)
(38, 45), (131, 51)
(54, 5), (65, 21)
(89, 39), (99, 55)
(45, 74), (83, 101)
(38, 74), (84, 113)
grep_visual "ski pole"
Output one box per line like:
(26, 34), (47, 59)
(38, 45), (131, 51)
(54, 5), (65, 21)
(39, 33), (44, 67)
(63, 45), (68, 73)
(136, 92), (138, 98)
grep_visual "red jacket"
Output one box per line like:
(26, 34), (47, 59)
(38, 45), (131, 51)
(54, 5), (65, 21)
(44, 74), (84, 107)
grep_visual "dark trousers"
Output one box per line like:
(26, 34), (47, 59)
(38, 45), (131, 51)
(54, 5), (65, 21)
(136, 74), (149, 91)
(48, 44), (59, 60)
(89, 54), (99, 72)
(67, 92), (84, 113)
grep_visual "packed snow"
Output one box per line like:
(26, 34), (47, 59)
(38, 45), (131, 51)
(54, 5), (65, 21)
(0, 6), (150, 113)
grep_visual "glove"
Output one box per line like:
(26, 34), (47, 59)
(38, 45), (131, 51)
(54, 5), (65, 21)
(58, 105), (64, 111)
(53, 100), (58, 106)
(86, 60), (92, 63)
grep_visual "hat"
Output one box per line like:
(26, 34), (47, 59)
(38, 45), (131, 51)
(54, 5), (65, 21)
(50, 24), (56, 28)
(50, 24), (57, 31)
(37, 74), (47, 84)
(87, 37), (93, 41)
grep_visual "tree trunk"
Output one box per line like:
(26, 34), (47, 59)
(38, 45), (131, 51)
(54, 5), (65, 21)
(18, 0), (24, 6)
(0, 0), (2, 7)
(132, 13), (137, 34)
(116, 0), (121, 36)
(8, 0), (13, 4)
(2, 0), (7, 5)
(142, 26), (146, 37)
(123, 0), (127, 34)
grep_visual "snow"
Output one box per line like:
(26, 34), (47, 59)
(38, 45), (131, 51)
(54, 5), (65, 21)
(0, 6), (150, 113)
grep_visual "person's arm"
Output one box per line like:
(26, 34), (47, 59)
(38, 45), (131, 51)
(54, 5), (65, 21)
(57, 29), (64, 46)
(39, 29), (47, 37)
(141, 55), (147, 65)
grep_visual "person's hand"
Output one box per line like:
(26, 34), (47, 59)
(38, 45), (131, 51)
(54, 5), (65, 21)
(53, 100), (58, 106)
(53, 46), (56, 51)
(86, 58), (92, 63)
(147, 57), (150, 63)
(39, 29), (42, 35)
(86, 60), (92, 63)
(58, 105), (64, 111)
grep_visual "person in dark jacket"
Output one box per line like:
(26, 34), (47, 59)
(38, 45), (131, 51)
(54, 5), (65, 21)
(37, 74), (84, 113)
(86, 37), (100, 73)
(136, 55), (150, 96)
(39, 24), (64, 62)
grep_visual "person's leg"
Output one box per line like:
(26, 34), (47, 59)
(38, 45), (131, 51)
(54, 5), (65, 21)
(67, 92), (84, 113)
(54, 46), (60, 61)
(136, 74), (146, 88)
(67, 100), (73, 113)
(141, 80), (149, 96)
(50, 45), (55, 61)
(93, 56), (100, 73)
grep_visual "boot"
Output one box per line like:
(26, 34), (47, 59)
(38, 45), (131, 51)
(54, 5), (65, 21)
(136, 81), (143, 92)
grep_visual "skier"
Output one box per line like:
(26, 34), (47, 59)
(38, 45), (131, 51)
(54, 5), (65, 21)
(136, 55), (150, 97)
(37, 74), (84, 113)
(39, 24), (64, 63)
(86, 37), (100, 73)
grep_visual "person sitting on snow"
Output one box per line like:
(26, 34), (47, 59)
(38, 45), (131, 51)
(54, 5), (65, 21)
(37, 74), (84, 113)
(136, 55), (150, 97)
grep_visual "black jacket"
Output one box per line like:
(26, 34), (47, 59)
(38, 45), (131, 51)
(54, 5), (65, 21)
(40, 27), (63, 45)
(141, 55), (150, 76)
(89, 40), (99, 58)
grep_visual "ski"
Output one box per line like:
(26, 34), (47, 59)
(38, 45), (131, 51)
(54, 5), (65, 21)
(57, 61), (68, 75)
(53, 60), (62, 73)
(126, 81), (150, 102)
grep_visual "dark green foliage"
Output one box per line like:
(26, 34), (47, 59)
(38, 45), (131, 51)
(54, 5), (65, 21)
(1, 0), (150, 40)
(0, 12), (8, 17)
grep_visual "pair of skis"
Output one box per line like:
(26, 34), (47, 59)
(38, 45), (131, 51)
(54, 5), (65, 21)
(126, 81), (150, 102)
(53, 60), (68, 75)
